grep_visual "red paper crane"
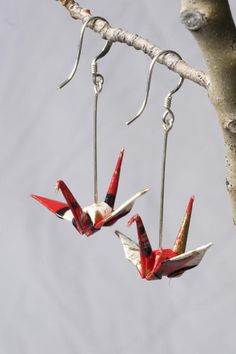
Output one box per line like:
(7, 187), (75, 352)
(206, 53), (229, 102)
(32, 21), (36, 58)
(32, 149), (148, 236)
(116, 197), (212, 280)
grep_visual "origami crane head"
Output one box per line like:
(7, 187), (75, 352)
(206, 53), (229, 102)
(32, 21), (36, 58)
(32, 149), (148, 236)
(116, 197), (212, 280)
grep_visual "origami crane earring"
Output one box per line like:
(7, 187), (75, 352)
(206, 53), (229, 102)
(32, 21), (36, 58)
(116, 50), (212, 280)
(32, 17), (148, 237)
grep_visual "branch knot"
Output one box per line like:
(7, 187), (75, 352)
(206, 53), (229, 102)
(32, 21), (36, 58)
(224, 120), (236, 134)
(181, 10), (207, 31)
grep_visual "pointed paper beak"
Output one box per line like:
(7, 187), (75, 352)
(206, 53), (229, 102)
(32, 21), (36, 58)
(54, 181), (60, 193)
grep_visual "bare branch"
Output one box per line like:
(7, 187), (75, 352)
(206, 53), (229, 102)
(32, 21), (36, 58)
(56, 0), (209, 88)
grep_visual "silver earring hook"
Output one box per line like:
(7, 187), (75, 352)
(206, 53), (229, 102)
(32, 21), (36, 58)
(126, 50), (184, 125)
(59, 16), (112, 89)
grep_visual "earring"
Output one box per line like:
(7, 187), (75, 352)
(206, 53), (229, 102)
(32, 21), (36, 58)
(32, 16), (148, 237)
(116, 50), (212, 280)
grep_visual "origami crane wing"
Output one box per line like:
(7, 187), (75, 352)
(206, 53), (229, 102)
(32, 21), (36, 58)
(31, 195), (73, 222)
(115, 230), (141, 272)
(95, 189), (149, 228)
(158, 242), (213, 278)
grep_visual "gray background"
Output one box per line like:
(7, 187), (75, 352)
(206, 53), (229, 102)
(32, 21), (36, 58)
(1, 1), (236, 353)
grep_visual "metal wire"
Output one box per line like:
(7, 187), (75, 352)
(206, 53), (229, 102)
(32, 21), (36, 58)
(92, 73), (104, 203)
(93, 91), (99, 203)
(159, 129), (169, 248)
(158, 108), (175, 248)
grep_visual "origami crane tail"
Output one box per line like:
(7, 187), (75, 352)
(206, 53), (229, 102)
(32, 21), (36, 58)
(55, 180), (87, 233)
(172, 196), (195, 255)
(31, 194), (69, 215)
(115, 230), (142, 274)
(104, 148), (124, 209)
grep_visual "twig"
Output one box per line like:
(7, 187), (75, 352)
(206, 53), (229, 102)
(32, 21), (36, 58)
(56, 0), (209, 88)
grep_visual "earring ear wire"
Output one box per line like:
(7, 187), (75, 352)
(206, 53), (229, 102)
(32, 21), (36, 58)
(58, 16), (112, 89)
(126, 50), (184, 126)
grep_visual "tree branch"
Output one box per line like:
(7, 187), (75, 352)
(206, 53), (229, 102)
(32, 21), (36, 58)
(181, 0), (236, 223)
(56, 0), (209, 88)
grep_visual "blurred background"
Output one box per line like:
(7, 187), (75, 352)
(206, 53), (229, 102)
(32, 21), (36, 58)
(0, 1), (235, 353)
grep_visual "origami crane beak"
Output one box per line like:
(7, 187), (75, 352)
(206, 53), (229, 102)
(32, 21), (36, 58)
(172, 196), (194, 255)
(54, 181), (60, 193)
